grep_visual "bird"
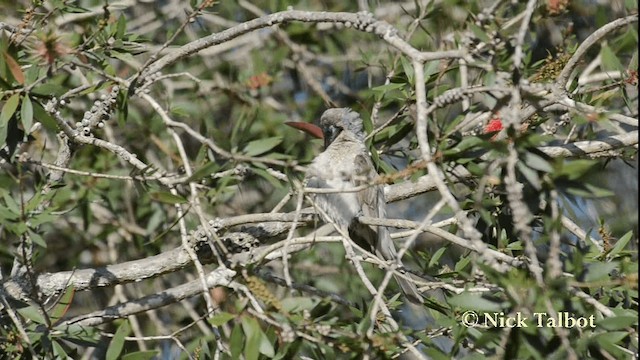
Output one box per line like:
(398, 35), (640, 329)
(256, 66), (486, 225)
(291, 108), (423, 303)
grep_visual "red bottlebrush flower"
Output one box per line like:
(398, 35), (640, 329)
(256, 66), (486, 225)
(484, 118), (504, 134)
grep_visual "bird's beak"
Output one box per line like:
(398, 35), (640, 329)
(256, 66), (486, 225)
(285, 121), (324, 140)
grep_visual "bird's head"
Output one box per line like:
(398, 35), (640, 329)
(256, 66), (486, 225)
(285, 108), (364, 149)
(319, 108), (364, 148)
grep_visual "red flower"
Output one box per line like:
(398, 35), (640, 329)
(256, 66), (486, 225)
(484, 118), (503, 133)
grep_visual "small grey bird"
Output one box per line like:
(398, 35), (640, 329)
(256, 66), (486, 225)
(300, 108), (423, 303)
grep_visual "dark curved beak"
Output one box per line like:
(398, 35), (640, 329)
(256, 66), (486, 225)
(285, 121), (324, 140)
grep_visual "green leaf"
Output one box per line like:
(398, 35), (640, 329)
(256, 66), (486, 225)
(17, 306), (46, 324)
(110, 51), (137, 67)
(28, 230), (47, 248)
(557, 159), (596, 180)
(566, 183), (615, 198)
(32, 83), (67, 97)
(454, 256), (471, 272)
(32, 101), (57, 131)
(516, 162), (541, 189)
(448, 293), (502, 312)
(49, 285), (76, 325)
(106, 320), (131, 360)
(281, 297), (315, 313)
(428, 247), (447, 269)
(1, 93), (20, 127)
(597, 315), (637, 330)
(242, 317), (260, 360)
(186, 161), (219, 183)
(243, 136), (282, 157)
(445, 136), (483, 155)
(592, 331), (629, 355)
(600, 45), (624, 72)
(608, 231), (633, 257)
(0, 122), (6, 147)
(356, 314), (372, 335)
(30, 211), (57, 227)
(20, 95), (33, 134)
(149, 191), (188, 204)
(584, 262), (617, 282)
(2, 190), (20, 214)
(52, 340), (70, 359)
(230, 323), (244, 360)
(259, 331), (275, 358)
(400, 56), (414, 84)
(370, 82), (406, 93)
(116, 15), (127, 39)
(209, 312), (236, 327)
(251, 167), (283, 189)
(468, 23), (490, 43)
(523, 152), (553, 173)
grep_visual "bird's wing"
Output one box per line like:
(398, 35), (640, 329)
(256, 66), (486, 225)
(352, 153), (398, 260)
(353, 153), (379, 218)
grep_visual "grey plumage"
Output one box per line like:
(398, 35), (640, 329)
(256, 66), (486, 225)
(306, 108), (423, 303)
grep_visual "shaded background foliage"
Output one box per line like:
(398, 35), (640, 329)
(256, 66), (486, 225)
(0, 0), (637, 359)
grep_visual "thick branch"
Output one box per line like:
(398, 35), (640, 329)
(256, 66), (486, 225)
(141, 10), (465, 79)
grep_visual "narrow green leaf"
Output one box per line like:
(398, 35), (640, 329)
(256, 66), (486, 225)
(454, 256), (471, 272)
(241, 317), (260, 360)
(370, 82), (406, 93)
(20, 95), (33, 134)
(584, 262), (617, 282)
(400, 56), (414, 85)
(597, 315), (637, 330)
(209, 312), (236, 327)
(29, 211), (57, 227)
(281, 297), (315, 313)
(557, 159), (597, 180)
(186, 161), (219, 183)
(468, 23), (490, 43)
(32, 83), (67, 97)
(258, 330), (275, 357)
(17, 306), (46, 324)
(106, 321), (131, 360)
(49, 285), (76, 325)
(608, 231), (633, 257)
(446, 136), (483, 154)
(110, 51), (137, 66)
(523, 152), (553, 173)
(230, 323), (244, 360)
(28, 230), (47, 248)
(448, 293), (502, 312)
(1, 93), (20, 126)
(243, 136), (282, 157)
(592, 331), (629, 353)
(428, 247), (447, 269)
(52, 340), (70, 359)
(32, 101), (57, 131)
(116, 15), (127, 39)
(600, 45), (624, 72)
